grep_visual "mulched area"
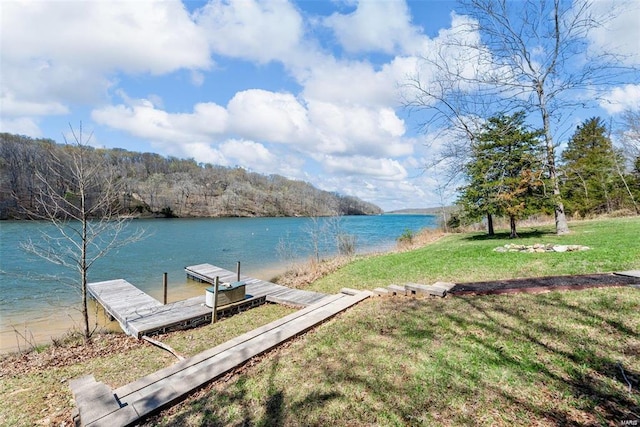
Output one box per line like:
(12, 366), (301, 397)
(449, 273), (640, 296)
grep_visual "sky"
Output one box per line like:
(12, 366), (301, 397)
(1, 0), (639, 211)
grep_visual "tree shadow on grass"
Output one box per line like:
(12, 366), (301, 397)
(142, 345), (344, 426)
(462, 229), (551, 241)
(143, 292), (639, 426)
(257, 355), (284, 427)
(455, 294), (640, 423)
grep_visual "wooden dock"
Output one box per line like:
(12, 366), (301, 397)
(71, 290), (373, 426)
(88, 264), (330, 338)
(88, 279), (265, 338)
(185, 263), (329, 306)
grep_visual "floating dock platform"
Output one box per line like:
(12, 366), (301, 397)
(185, 263), (328, 307)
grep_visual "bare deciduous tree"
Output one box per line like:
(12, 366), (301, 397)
(618, 109), (640, 162)
(405, 0), (637, 234)
(20, 124), (145, 343)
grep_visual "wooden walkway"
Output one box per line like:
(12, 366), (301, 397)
(71, 290), (373, 427)
(185, 263), (329, 306)
(88, 265), (330, 338)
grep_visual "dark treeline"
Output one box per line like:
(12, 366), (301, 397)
(0, 133), (383, 219)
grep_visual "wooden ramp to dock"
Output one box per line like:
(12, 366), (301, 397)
(71, 290), (373, 427)
(185, 263), (328, 307)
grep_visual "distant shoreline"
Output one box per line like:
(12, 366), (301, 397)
(385, 207), (451, 215)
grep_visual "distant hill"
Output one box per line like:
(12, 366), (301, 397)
(0, 133), (383, 219)
(385, 207), (455, 215)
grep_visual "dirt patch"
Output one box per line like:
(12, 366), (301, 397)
(0, 332), (143, 377)
(450, 273), (640, 296)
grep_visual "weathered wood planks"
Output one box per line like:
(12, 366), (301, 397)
(88, 264), (331, 339)
(87, 280), (163, 336)
(72, 290), (373, 427)
(186, 263), (329, 307)
(88, 280), (263, 338)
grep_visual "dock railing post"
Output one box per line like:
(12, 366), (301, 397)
(212, 276), (220, 324)
(236, 261), (241, 282)
(163, 272), (168, 305)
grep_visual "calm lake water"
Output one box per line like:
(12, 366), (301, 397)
(0, 214), (436, 352)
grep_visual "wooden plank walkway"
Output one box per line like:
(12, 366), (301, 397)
(615, 270), (640, 278)
(616, 270), (640, 289)
(88, 265), (331, 338)
(185, 263), (328, 306)
(71, 290), (373, 427)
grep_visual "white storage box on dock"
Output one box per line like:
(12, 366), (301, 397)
(205, 281), (246, 307)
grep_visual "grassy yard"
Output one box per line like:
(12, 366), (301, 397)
(308, 217), (640, 294)
(1, 217), (639, 426)
(145, 289), (640, 426)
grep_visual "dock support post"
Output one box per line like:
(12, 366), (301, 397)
(237, 261), (241, 282)
(163, 273), (168, 305)
(212, 276), (220, 324)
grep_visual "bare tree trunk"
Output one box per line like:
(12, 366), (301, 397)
(81, 219), (90, 342)
(539, 91), (570, 234)
(509, 215), (518, 239)
(613, 152), (639, 214)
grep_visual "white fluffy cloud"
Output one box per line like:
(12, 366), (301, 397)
(2, 1), (210, 74)
(0, 91), (69, 117)
(323, 155), (408, 180)
(0, 117), (43, 137)
(195, 0), (304, 63)
(219, 139), (277, 167)
(307, 101), (412, 157)
(180, 142), (227, 165)
(600, 84), (640, 114)
(91, 97), (228, 144)
(1, 0), (210, 118)
(93, 89), (413, 161)
(226, 90), (310, 144)
(301, 58), (403, 106)
(323, 0), (424, 55)
(588, 0), (640, 67)
(315, 173), (432, 210)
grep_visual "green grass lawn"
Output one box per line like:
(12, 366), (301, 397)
(2, 217), (639, 426)
(146, 288), (640, 426)
(308, 217), (640, 293)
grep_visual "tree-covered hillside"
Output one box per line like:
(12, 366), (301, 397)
(0, 133), (382, 219)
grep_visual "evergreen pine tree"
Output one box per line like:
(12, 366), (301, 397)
(458, 112), (545, 238)
(561, 118), (625, 216)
